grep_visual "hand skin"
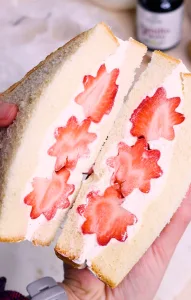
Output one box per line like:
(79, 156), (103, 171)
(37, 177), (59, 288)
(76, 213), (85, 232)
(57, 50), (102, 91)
(0, 100), (18, 127)
(62, 188), (191, 300)
(1, 101), (190, 300)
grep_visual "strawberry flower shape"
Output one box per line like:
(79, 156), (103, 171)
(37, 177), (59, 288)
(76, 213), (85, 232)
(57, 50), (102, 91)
(48, 116), (97, 171)
(77, 186), (137, 246)
(75, 64), (120, 123)
(107, 138), (163, 197)
(130, 87), (185, 141)
(24, 169), (74, 220)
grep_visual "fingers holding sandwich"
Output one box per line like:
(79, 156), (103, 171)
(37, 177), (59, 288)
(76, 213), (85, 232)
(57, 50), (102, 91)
(0, 98), (18, 127)
(119, 185), (191, 300)
(62, 186), (191, 300)
(62, 264), (106, 300)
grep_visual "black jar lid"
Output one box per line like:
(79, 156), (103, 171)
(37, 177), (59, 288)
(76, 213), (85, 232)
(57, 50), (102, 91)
(138, 0), (184, 13)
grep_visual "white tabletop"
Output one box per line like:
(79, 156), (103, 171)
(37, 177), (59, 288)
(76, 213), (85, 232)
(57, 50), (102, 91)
(0, 1), (191, 299)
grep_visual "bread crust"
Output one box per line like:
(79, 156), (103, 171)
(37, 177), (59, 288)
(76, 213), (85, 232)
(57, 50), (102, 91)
(99, 22), (118, 44)
(32, 239), (51, 247)
(0, 236), (24, 243)
(91, 263), (116, 288)
(182, 73), (191, 78)
(55, 249), (85, 268)
(129, 37), (147, 50)
(154, 50), (181, 64)
(55, 247), (81, 262)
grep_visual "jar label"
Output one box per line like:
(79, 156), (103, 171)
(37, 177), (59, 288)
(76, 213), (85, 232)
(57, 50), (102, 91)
(137, 4), (184, 50)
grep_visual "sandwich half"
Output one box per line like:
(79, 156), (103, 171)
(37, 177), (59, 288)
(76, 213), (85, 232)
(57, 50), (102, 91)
(55, 51), (191, 287)
(0, 23), (146, 245)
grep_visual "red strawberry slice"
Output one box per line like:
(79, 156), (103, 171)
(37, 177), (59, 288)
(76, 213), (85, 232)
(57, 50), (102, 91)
(130, 87), (185, 141)
(48, 116), (97, 171)
(107, 138), (163, 197)
(77, 186), (137, 246)
(75, 64), (120, 123)
(24, 169), (74, 221)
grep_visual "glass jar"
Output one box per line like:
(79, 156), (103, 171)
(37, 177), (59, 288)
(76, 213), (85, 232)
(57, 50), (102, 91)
(137, 0), (184, 51)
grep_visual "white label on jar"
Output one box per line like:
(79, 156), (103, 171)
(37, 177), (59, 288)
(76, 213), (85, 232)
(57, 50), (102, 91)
(137, 4), (184, 50)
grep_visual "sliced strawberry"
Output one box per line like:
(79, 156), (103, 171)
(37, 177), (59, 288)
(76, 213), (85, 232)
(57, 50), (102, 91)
(48, 116), (97, 171)
(107, 138), (163, 197)
(24, 169), (74, 221)
(75, 64), (120, 123)
(77, 186), (137, 246)
(130, 87), (185, 141)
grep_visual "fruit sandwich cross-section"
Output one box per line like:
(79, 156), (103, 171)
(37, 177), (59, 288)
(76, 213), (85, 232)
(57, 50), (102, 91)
(24, 64), (120, 221)
(77, 86), (185, 246)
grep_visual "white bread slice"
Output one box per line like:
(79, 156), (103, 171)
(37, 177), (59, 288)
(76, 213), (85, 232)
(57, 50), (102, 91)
(0, 23), (146, 246)
(55, 52), (191, 287)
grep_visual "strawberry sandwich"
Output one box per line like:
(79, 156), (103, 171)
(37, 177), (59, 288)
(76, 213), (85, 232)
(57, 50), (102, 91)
(0, 23), (146, 245)
(1, 22), (191, 289)
(55, 51), (191, 287)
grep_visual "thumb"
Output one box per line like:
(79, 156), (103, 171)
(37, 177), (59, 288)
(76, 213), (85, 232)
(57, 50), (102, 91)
(0, 101), (18, 127)
(62, 263), (105, 300)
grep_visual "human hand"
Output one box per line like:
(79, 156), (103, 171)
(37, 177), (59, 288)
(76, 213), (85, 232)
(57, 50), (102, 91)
(62, 187), (191, 300)
(0, 100), (18, 127)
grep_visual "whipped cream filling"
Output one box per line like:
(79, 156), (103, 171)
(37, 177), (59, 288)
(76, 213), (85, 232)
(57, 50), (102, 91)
(24, 38), (130, 240)
(74, 62), (189, 265)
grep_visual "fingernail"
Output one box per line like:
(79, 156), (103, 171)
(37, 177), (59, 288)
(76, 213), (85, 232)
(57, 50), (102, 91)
(0, 102), (17, 122)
